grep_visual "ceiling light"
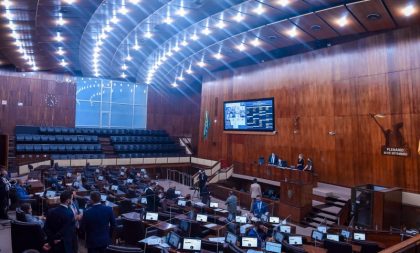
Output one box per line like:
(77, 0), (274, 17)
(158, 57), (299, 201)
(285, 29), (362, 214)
(191, 34), (199, 41)
(132, 43), (140, 51)
(236, 44), (246, 51)
(186, 68), (193, 74)
(2, 0), (12, 8)
(213, 53), (223, 59)
(288, 27), (298, 37)
(119, 6), (129, 15)
(197, 61), (206, 67)
(277, 0), (289, 6)
(60, 60), (68, 67)
(144, 31), (153, 38)
(161, 55), (168, 62)
(216, 21), (226, 29)
(173, 45), (180, 52)
(104, 24), (113, 32)
(63, 0), (76, 4)
(56, 47), (65, 55)
(129, 0), (140, 3)
(111, 16), (119, 24)
(99, 32), (107, 40)
(233, 13), (245, 22)
(253, 5), (265, 15)
(202, 28), (212, 35)
(126, 55), (133, 61)
(4, 11), (13, 20)
(177, 76), (184, 81)
(7, 21), (15, 30)
(171, 82), (178, 87)
(121, 73), (127, 78)
(163, 16), (174, 24)
(402, 4), (415, 17)
(176, 8), (188, 17)
(251, 38), (261, 47)
(57, 13), (65, 26)
(32, 66), (39, 71)
(337, 16), (348, 27)
(54, 32), (64, 42)
(181, 40), (188, 46)
(121, 64), (128, 70)
(167, 51), (173, 57)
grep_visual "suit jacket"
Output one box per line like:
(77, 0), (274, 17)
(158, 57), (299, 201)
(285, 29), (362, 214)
(268, 154), (278, 165)
(251, 201), (268, 218)
(81, 203), (116, 249)
(225, 195), (237, 214)
(44, 205), (76, 253)
(198, 173), (208, 187)
(15, 185), (30, 200)
(250, 183), (262, 199)
(145, 188), (159, 212)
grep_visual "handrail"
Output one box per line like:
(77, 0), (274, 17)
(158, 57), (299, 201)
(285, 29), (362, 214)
(379, 234), (420, 253)
(166, 169), (194, 187)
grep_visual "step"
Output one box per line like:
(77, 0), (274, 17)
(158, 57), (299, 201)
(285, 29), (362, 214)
(326, 201), (346, 208)
(311, 212), (338, 221)
(312, 217), (336, 226)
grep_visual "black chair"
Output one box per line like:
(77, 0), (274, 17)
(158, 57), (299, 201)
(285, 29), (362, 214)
(15, 208), (27, 222)
(106, 245), (144, 253)
(353, 240), (383, 253)
(11, 220), (46, 253)
(119, 199), (134, 215)
(121, 217), (145, 246)
(201, 240), (224, 252)
(323, 239), (352, 253)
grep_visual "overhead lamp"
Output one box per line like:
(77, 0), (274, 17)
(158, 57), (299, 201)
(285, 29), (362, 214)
(126, 55), (133, 61)
(93, 46), (101, 52)
(104, 24), (113, 32)
(288, 27), (298, 38)
(173, 45), (181, 52)
(233, 13), (245, 22)
(54, 32), (64, 42)
(121, 64), (128, 70)
(251, 38), (261, 47)
(60, 60), (68, 67)
(337, 16), (348, 27)
(96, 40), (104, 46)
(132, 43), (140, 51)
(277, 0), (290, 7)
(163, 16), (174, 24)
(402, 4), (415, 17)
(56, 47), (65, 55)
(181, 40), (188, 46)
(161, 55), (168, 62)
(4, 11), (13, 20)
(253, 5), (265, 15)
(99, 32), (107, 40)
(177, 76), (184, 81)
(216, 21), (226, 29)
(171, 82), (178, 87)
(129, 0), (140, 3)
(8, 21), (16, 30)
(191, 34), (199, 41)
(144, 31), (153, 38)
(63, 0), (76, 4)
(57, 13), (65, 26)
(15, 40), (22, 46)
(213, 53), (223, 59)
(2, 0), (12, 8)
(186, 68), (193, 75)
(176, 8), (188, 17)
(111, 15), (119, 24)
(167, 51), (173, 57)
(236, 44), (246, 51)
(10, 31), (19, 39)
(121, 72), (127, 78)
(119, 6), (129, 15)
(197, 60), (206, 67)
(202, 27), (212, 35)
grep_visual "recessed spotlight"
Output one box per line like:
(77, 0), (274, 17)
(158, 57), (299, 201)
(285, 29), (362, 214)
(132, 44), (140, 51)
(202, 28), (212, 35)
(56, 47), (65, 55)
(121, 72), (127, 78)
(99, 32), (107, 40)
(402, 4), (415, 17)
(2, 0), (12, 8)
(60, 60), (68, 67)
(181, 40), (188, 46)
(197, 61), (206, 67)
(104, 24), (113, 32)
(233, 13), (245, 22)
(186, 69), (193, 74)
(288, 27), (298, 37)
(32, 66), (39, 71)
(126, 55), (133, 61)
(173, 46), (180, 52)
(191, 34), (199, 41)
(236, 44), (246, 51)
(277, 0), (289, 7)
(111, 16), (119, 24)
(171, 82), (178, 87)
(119, 6), (129, 15)
(4, 11), (13, 20)
(54, 32), (64, 42)
(250, 38), (261, 47)
(167, 51), (173, 57)
(56, 13), (65, 26)
(337, 16), (348, 27)
(163, 16), (174, 24)
(253, 5), (265, 15)
(213, 53), (223, 59)
(216, 21), (226, 29)
(121, 64), (128, 70)
(177, 76), (184, 81)
(63, 0), (76, 4)
(144, 31), (153, 38)
(176, 8), (188, 17)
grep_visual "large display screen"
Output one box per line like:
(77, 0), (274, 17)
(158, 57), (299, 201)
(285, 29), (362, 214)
(224, 98), (274, 131)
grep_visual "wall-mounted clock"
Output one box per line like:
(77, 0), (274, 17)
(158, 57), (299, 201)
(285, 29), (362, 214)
(45, 94), (58, 107)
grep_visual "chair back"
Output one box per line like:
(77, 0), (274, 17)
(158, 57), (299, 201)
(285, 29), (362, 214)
(105, 245), (144, 253)
(11, 220), (46, 253)
(201, 240), (223, 252)
(353, 240), (382, 253)
(122, 217), (145, 246)
(324, 239), (352, 253)
(16, 208), (27, 222)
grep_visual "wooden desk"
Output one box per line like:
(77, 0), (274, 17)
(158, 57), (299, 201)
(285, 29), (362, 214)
(26, 180), (44, 194)
(303, 244), (327, 253)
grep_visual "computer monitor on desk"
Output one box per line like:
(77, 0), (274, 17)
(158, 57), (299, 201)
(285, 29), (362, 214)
(225, 232), (237, 244)
(266, 241), (282, 253)
(209, 202), (219, 208)
(288, 236), (303, 245)
(327, 234), (340, 242)
(312, 230), (325, 241)
(196, 214), (208, 222)
(46, 191), (56, 198)
(353, 232), (366, 241)
(175, 190), (181, 196)
(235, 216), (247, 223)
(317, 226), (328, 233)
(179, 220), (190, 234)
(280, 225), (291, 233)
(145, 212), (158, 221)
(182, 238), (201, 251)
(140, 197), (147, 204)
(167, 231), (181, 248)
(178, 199), (186, 207)
(100, 195), (107, 202)
(241, 237), (258, 248)
(269, 216), (280, 224)
(341, 230), (351, 240)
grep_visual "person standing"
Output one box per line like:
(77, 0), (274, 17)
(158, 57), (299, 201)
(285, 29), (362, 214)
(81, 191), (116, 253)
(198, 170), (208, 193)
(225, 191), (238, 220)
(250, 178), (261, 210)
(0, 168), (11, 219)
(145, 182), (159, 212)
(44, 190), (77, 253)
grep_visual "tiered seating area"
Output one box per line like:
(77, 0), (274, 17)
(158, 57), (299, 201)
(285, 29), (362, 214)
(14, 126), (186, 160)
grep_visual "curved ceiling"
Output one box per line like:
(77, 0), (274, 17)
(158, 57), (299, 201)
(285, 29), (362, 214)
(0, 0), (419, 90)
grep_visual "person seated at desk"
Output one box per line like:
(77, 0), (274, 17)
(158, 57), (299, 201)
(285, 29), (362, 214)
(278, 157), (287, 167)
(15, 179), (32, 200)
(251, 195), (269, 218)
(303, 158), (314, 172)
(246, 221), (268, 247)
(297, 154), (305, 170)
(46, 175), (64, 191)
(20, 203), (45, 228)
(166, 185), (177, 200)
(268, 153), (279, 165)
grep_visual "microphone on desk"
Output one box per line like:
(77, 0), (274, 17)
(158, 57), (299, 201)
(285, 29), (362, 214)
(282, 214), (291, 225)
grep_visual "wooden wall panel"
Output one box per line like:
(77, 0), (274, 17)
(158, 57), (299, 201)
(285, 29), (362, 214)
(0, 72), (75, 135)
(198, 26), (420, 193)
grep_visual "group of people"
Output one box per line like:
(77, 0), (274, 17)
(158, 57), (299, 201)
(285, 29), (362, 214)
(267, 153), (314, 171)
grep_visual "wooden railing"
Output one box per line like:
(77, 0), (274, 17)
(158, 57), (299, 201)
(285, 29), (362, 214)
(379, 234), (420, 253)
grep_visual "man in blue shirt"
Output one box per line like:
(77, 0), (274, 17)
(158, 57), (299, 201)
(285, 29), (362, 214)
(15, 179), (31, 200)
(251, 195), (268, 218)
(81, 191), (116, 253)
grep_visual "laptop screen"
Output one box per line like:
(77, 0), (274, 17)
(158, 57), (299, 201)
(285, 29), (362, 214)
(317, 226), (327, 233)
(167, 232), (181, 248)
(312, 230), (324, 241)
(235, 216), (247, 223)
(327, 234), (340, 242)
(46, 191), (56, 198)
(265, 241), (282, 253)
(182, 238), (201, 251)
(126, 179), (133, 184)
(196, 214), (208, 222)
(341, 230), (351, 239)
(209, 202), (219, 208)
(145, 212), (158, 221)
(241, 237), (258, 248)
(178, 200), (186, 206)
(288, 236), (303, 245)
(175, 190), (181, 195)
(354, 233), (366, 241)
(280, 225), (291, 233)
(140, 197), (147, 204)
(269, 216), (280, 224)
(225, 232), (237, 244)
(100, 195), (107, 202)
(110, 185), (118, 191)
(98, 176), (103, 181)
(274, 231), (284, 243)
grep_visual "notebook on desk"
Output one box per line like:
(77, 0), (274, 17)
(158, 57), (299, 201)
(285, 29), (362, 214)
(204, 223), (218, 228)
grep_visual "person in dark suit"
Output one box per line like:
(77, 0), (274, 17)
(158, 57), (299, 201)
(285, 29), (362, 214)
(200, 185), (211, 205)
(297, 153), (305, 170)
(81, 191), (116, 253)
(144, 182), (159, 212)
(303, 158), (314, 172)
(251, 195), (268, 218)
(198, 170), (207, 193)
(0, 168), (10, 219)
(268, 153), (278, 165)
(43, 190), (77, 253)
(166, 186), (177, 200)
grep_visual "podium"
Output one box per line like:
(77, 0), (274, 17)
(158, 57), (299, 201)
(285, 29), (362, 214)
(279, 179), (313, 223)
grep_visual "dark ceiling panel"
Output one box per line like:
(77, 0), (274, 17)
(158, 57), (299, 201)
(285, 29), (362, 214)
(316, 5), (366, 35)
(270, 19), (314, 42)
(347, 0), (396, 32)
(290, 12), (339, 39)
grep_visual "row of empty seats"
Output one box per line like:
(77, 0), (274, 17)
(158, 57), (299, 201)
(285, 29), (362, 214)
(16, 134), (99, 143)
(34, 127), (168, 136)
(16, 144), (102, 153)
(114, 144), (182, 153)
(50, 154), (106, 160)
(110, 136), (173, 144)
(118, 153), (184, 158)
